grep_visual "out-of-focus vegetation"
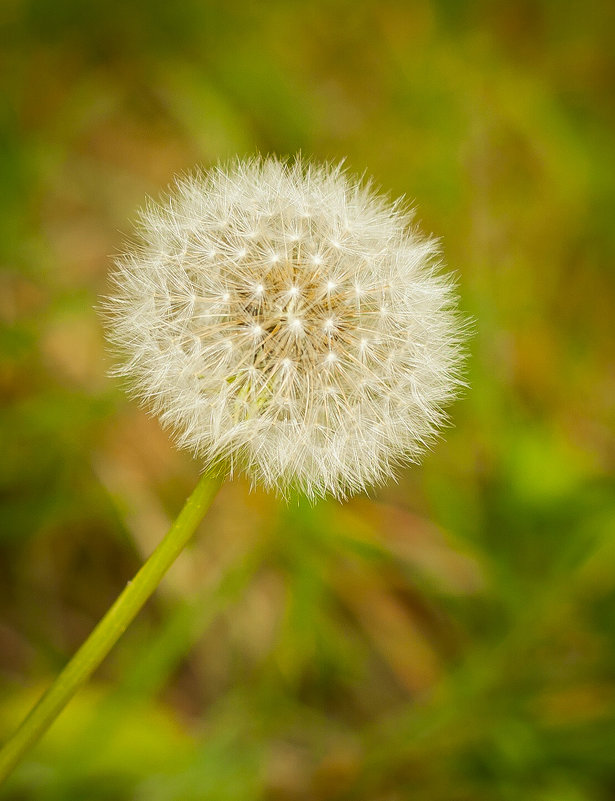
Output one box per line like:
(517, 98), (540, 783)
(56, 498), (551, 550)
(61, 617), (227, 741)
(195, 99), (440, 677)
(1, 0), (615, 798)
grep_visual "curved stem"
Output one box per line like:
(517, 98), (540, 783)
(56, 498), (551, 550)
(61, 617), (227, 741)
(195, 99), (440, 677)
(0, 469), (224, 786)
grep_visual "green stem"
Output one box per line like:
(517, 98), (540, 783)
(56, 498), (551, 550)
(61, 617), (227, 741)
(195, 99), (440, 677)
(0, 469), (224, 786)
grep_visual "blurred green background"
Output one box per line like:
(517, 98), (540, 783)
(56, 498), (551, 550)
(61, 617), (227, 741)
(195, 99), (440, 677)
(1, 1), (615, 799)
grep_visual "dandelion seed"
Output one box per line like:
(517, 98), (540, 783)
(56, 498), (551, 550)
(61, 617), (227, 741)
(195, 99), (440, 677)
(105, 155), (467, 498)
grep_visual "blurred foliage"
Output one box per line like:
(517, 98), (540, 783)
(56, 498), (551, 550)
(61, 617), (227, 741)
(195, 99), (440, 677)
(1, 0), (615, 799)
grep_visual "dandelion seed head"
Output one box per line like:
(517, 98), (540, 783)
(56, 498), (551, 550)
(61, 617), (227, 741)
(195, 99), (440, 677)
(105, 155), (467, 498)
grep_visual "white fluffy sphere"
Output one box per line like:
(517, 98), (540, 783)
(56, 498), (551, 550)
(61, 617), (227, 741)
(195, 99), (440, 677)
(106, 156), (465, 498)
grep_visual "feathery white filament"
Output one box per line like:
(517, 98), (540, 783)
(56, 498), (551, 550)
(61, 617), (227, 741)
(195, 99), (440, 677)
(106, 156), (465, 498)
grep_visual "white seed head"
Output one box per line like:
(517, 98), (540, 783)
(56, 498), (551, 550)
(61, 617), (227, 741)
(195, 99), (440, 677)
(105, 156), (467, 499)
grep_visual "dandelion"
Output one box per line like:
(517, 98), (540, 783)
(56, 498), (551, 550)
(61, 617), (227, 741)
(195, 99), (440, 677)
(0, 156), (467, 782)
(106, 156), (465, 498)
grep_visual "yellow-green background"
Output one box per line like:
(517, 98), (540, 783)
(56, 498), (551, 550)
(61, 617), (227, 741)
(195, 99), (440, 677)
(1, 1), (615, 799)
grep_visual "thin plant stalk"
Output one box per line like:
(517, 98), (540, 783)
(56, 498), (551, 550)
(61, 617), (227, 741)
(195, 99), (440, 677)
(0, 469), (224, 786)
